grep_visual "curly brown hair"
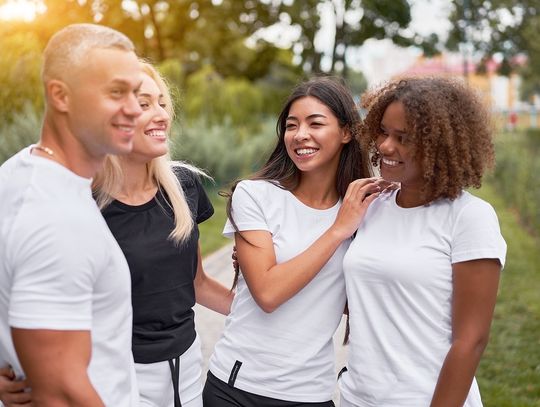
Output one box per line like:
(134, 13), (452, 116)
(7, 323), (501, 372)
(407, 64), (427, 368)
(360, 76), (495, 202)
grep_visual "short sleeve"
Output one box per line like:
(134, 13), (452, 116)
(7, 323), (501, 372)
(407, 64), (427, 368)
(173, 165), (214, 224)
(451, 198), (507, 268)
(8, 217), (96, 330)
(223, 181), (271, 238)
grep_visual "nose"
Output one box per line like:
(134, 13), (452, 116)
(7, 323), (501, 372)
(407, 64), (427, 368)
(152, 105), (170, 128)
(377, 135), (396, 155)
(294, 123), (309, 141)
(125, 93), (143, 118)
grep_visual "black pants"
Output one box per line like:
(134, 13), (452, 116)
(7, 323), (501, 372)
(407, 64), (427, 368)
(202, 371), (335, 407)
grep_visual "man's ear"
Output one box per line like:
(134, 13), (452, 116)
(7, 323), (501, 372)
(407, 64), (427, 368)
(46, 80), (70, 113)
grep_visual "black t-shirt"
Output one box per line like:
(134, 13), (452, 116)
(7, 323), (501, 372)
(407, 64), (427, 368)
(102, 166), (214, 363)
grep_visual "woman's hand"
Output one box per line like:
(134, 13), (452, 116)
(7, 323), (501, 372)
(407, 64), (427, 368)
(330, 177), (385, 240)
(0, 366), (32, 406)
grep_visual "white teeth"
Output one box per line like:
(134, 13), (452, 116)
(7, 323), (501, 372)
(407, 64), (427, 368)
(146, 130), (166, 138)
(382, 158), (400, 166)
(296, 148), (317, 156)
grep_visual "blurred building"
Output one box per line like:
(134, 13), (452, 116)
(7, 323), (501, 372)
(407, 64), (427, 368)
(398, 52), (539, 128)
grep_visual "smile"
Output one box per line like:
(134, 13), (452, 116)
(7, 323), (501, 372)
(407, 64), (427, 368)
(145, 130), (166, 138)
(382, 158), (400, 166)
(295, 148), (318, 156)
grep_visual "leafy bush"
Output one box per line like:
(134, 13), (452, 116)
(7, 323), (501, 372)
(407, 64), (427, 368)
(0, 31), (43, 123)
(489, 129), (540, 236)
(170, 117), (276, 187)
(0, 104), (41, 164)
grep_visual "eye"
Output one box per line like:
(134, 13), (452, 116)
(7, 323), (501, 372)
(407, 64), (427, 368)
(285, 123), (297, 130)
(159, 103), (167, 109)
(310, 122), (323, 128)
(398, 134), (409, 144)
(138, 101), (150, 109)
(111, 89), (124, 97)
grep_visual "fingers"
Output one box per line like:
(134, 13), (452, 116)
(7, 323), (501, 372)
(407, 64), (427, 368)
(0, 366), (14, 380)
(344, 178), (381, 204)
(3, 389), (32, 405)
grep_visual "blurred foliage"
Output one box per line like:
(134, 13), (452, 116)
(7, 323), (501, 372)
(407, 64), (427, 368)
(488, 129), (540, 237)
(170, 117), (275, 187)
(0, 30), (43, 123)
(0, 104), (41, 163)
(447, 0), (540, 99)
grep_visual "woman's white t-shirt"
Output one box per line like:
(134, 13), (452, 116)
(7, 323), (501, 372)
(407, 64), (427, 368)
(208, 180), (349, 402)
(340, 189), (506, 407)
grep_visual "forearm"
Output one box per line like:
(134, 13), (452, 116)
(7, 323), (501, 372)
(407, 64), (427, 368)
(430, 338), (487, 407)
(195, 274), (234, 315)
(32, 376), (104, 407)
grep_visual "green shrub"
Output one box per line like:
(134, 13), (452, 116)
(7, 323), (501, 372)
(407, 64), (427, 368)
(169, 117), (275, 187)
(0, 104), (41, 164)
(489, 129), (540, 236)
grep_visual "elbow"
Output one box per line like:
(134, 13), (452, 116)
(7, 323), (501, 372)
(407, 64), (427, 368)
(253, 293), (280, 313)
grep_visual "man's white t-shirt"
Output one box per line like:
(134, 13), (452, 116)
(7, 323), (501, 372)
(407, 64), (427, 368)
(340, 189), (507, 407)
(0, 148), (138, 406)
(209, 180), (349, 402)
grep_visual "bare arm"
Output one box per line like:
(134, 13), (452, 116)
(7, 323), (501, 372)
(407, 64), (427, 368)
(0, 366), (31, 406)
(194, 244), (234, 315)
(430, 258), (501, 407)
(237, 178), (380, 313)
(12, 329), (105, 407)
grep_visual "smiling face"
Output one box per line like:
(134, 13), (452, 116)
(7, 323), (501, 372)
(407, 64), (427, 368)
(376, 101), (423, 191)
(284, 96), (351, 176)
(66, 48), (143, 158)
(128, 73), (170, 162)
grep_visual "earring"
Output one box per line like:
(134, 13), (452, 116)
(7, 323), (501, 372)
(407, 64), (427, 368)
(371, 149), (381, 167)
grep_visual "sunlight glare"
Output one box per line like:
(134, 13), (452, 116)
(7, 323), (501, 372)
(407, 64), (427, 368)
(0, 0), (44, 22)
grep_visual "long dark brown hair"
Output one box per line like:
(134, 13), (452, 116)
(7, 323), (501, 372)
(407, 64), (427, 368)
(226, 76), (372, 289)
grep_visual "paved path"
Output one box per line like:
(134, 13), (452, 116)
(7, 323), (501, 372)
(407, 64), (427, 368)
(195, 243), (348, 404)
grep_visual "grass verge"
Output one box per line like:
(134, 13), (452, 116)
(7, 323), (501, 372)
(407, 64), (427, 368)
(475, 183), (540, 406)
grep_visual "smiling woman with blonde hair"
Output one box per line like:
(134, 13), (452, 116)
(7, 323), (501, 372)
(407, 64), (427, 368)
(92, 61), (233, 407)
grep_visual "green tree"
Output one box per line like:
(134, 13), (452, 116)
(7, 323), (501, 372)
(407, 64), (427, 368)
(447, 0), (540, 98)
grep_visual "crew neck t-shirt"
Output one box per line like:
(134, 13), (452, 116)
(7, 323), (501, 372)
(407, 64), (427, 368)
(102, 166), (213, 363)
(0, 147), (138, 407)
(340, 189), (507, 407)
(208, 179), (349, 402)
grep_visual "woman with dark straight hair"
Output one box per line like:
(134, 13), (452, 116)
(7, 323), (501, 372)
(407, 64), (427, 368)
(202, 77), (389, 407)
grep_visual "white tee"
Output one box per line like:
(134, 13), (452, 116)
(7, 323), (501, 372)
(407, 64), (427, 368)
(340, 189), (506, 407)
(0, 148), (138, 407)
(209, 180), (349, 402)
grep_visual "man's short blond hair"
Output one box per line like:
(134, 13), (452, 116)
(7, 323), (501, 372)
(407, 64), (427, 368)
(42, 23), (135, 83)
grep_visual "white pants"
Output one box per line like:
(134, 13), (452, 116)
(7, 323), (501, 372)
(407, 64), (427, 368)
(135, 334), (203, 407)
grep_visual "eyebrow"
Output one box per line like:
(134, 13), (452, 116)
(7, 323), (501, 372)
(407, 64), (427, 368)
(381, 124), (407, 133)
(286, 113), (327, 121)
(138, 93), (164, 98)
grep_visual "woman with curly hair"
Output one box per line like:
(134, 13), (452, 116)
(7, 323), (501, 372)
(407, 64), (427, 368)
(339, 76), (507, 407)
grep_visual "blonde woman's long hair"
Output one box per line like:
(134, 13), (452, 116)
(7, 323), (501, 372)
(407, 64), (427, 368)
(93, 61), (200, 244)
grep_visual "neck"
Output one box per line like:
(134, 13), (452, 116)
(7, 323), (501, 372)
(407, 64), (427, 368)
(293, 172), (339, 209)
(38, 116), (104, 179)
(396, 184), (427, 208)
(115, 158), (157, 204)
